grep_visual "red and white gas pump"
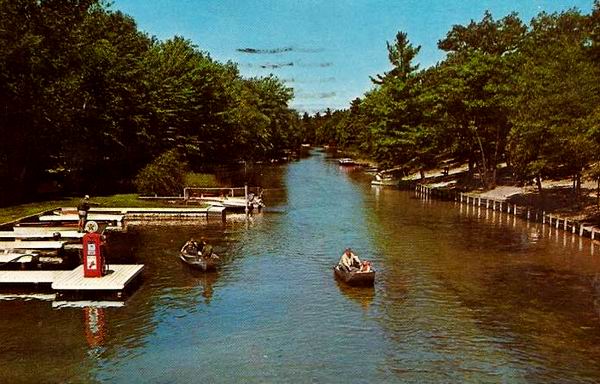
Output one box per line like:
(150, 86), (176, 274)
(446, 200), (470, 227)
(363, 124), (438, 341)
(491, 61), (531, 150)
(82, 230), (105, 278)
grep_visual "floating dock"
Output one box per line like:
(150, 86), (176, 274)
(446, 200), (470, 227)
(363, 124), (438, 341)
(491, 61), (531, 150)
(38, 213), (125, 231)
(0, 264), (144, 300)
(90, 206), (227, 221)
(0, 240), (67, 251)
(0, 230), (84, 240)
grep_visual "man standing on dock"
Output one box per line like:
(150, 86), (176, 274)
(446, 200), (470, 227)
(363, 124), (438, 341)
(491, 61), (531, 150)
(78, 195), (91, 232)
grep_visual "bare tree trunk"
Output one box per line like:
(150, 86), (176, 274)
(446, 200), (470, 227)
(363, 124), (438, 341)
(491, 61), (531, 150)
(474, 133), (489, 188)
(597, 177), (599, 207)
(470, 121), (496, 189)
(536, 175), (543, 195)
(468, 157), (474, 175)
(419, 169), (425, 179)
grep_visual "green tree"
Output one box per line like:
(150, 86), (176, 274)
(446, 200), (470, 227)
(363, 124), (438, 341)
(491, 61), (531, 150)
(508, 9), (600, 195)
(436, 12), (526, 188)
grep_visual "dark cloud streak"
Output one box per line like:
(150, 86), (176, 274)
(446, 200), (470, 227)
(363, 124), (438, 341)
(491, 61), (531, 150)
(282, 77), (336, 84)
(237, 46), (325, 54)
(237, 47), (293, 54)
(296, 62), (333, 68)
(296, 92), (337, 99)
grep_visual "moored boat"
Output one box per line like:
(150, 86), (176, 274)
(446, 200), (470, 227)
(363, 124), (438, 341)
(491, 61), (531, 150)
(338, 158), (357, 166)
(371, 178), (399, 186)
(371, 172), (399, 187)
(179, 250), (220, 272)
(333, 264), (375, 287)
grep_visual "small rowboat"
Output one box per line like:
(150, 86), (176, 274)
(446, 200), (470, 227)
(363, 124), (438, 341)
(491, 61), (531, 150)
(338, 158), (357, 166)
(333, 264), (375, 287)
(179, 250), (220, 272)
(371, 172), (399, 186)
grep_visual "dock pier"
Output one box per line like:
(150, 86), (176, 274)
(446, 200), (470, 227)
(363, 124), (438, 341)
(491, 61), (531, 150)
(0, 204), (230, 304)
(0, 264), (144, 300)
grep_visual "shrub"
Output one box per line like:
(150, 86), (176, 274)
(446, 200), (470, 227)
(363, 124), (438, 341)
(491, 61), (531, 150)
(134, 150), (188, 196)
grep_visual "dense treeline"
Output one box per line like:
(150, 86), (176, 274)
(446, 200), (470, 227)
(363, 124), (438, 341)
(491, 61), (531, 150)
(302, 4), (600, 192)
(0, 0), (300, 205)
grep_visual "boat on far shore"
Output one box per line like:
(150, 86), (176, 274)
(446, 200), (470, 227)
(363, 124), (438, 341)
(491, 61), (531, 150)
(371, 173), (399, 186)
(338, 158), (357, 166)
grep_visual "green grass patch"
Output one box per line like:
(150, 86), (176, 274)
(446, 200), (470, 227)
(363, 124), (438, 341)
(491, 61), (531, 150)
(0, 193), (212, 225)
(0, 198), (79, 225)
(88, 194), (163, 208)
(185, 173), (219, 187)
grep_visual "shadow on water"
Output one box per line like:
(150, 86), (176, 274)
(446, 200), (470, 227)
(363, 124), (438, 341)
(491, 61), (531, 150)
(335, 278), (376, 311)
(178, 267), (220, 305)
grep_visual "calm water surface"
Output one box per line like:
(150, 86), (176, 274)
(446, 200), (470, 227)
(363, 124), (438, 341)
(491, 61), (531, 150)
(2, 150), (600, 383)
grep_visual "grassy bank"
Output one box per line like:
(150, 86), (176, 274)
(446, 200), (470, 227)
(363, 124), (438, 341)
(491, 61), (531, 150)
(0, 172), (221, 226)
(0, 193), (178, 226)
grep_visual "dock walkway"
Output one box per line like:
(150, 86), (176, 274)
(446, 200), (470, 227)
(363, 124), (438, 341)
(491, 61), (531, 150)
(0, 264), (144, 300)
(0, 240), (67, 250)
(0, 230), (84, 240)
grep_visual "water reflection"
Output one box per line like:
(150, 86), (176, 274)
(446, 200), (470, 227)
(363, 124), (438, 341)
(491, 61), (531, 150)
(179, 268), (219, 305)
(84, 307), (107, 349)
(335, 279), (375, 311)
(4, 150), (600, 383)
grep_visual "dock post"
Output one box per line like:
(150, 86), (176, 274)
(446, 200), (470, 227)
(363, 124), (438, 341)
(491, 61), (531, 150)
(580, 225), (584, 236)
(245, 183), (249, 217)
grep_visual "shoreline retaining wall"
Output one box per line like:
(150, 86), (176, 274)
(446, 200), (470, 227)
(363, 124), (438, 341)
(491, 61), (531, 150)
(414, 183), (600, 243)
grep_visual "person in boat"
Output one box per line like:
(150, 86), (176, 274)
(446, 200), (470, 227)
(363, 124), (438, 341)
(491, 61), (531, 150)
(197, 237), (208, 254)
(202, 244), (214, 258)
(181, 238), (200, 255)
(339, 248), (362, 272)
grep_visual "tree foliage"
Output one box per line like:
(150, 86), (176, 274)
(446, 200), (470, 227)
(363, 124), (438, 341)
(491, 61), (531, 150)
(0, 0), (299, 205)
(301, 5), (600, 192)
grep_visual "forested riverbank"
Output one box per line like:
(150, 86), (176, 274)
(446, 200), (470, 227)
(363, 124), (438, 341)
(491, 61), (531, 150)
(3, 1), (599, 219)
(0, 0), (301, 205)
(301, 4), (600, 216)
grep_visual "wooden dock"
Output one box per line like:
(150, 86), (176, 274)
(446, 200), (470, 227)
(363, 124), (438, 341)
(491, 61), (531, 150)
(53, 264), (143, 298)
(0, 264), (144, 300)
(0, 231), (83, 240)
(90, 206), (227, 219)
(39, 213), (125, 228)
(47, 206), (227, 223)
(0, 240), (67, 250)
(0, 270), (56, 285)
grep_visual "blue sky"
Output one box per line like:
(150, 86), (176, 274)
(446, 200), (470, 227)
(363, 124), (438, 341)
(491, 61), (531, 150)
(111, 0), (593, 114)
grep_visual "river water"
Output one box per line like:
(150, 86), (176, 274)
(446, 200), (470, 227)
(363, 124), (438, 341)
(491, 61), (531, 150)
(2, 149), (600, 383)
